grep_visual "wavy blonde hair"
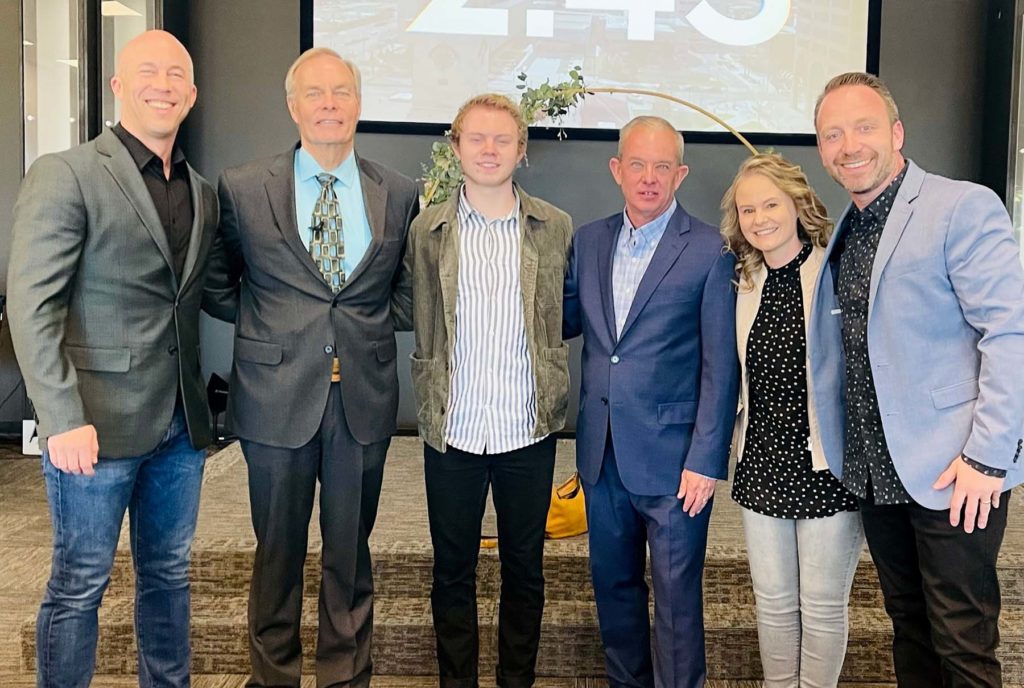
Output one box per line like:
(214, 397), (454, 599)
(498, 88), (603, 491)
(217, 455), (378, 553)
(720, 153), (833, 291)
(451, 93), (528, 153)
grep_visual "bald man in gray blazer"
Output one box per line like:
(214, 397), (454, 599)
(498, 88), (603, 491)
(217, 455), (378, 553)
(203, 48), (418, 687)
(8, 30), (217, 688)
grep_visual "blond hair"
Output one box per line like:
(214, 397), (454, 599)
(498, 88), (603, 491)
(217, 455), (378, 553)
(814, 72), (899, 128)
(284, 47), (361, 98)
(720, 153), (833, 291)
(449, 93), (528, 152)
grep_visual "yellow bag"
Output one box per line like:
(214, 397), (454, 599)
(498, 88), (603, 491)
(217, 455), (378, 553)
(545, 472), (588, 539)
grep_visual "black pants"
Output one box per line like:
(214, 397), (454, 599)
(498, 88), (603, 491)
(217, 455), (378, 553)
(859, 494), (1010, 688)
(242, 384), (389, 688)
(424, 437), (557, 688)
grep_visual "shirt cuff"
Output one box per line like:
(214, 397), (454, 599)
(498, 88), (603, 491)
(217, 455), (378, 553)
(961, 454), (1007, 479)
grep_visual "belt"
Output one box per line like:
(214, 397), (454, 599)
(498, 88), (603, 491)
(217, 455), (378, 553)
(331, 356), (341, 382)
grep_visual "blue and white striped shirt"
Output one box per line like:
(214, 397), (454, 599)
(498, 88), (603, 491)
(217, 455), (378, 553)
(612, 200), (677, 337)
(444, 187), (538, 455)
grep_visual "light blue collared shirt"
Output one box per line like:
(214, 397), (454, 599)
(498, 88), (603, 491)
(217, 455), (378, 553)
(611, 199), (677, 337)
(294, 147), (373, 277)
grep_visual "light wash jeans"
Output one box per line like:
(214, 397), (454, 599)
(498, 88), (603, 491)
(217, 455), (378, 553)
(36, 406), (205, 688)
(741, 507), (864, 688)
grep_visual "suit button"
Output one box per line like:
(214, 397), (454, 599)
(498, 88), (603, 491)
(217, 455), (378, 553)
(610, 355), (620, 364)
(601, 397), (608, 405)
(167, 345), (178, 355)
(324, 345), (334, 354)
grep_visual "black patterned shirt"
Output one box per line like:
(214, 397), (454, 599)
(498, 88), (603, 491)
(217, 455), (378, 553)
(835, 167), (1004, 502)
(835, 167), (912, 504)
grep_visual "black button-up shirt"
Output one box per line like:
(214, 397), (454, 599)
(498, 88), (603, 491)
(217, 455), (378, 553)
(112, 124), (193, 281)
(835, 166), (913, 505)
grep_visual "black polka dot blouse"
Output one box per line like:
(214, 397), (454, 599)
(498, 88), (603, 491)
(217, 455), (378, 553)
(732, 243), (859, 519)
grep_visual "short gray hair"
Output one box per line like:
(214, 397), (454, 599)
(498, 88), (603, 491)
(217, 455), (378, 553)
(617, 116), (685, 164)
(284, 47), (362, 98)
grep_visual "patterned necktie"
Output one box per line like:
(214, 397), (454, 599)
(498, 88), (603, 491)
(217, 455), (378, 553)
(310, 173), (346, 293)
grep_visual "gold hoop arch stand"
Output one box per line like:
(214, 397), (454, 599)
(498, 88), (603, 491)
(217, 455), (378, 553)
(580, 86), (760, 156)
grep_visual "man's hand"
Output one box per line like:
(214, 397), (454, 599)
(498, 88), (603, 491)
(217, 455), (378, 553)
(933, 455), (1005, 533)
(677, 469), (716, 517)
(47, 424), (99, 476)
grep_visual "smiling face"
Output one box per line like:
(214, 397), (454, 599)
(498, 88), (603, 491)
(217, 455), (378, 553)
(110, 30), (196, 147)
(816, 84), (905, 209)
(610, 125), (688, 228)
(287, 53), (361, 159)
(451, 104), (523, 192)
(734, 172), (803, 269)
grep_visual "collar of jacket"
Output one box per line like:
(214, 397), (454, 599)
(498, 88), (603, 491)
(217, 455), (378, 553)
(425, 182), (552, 232)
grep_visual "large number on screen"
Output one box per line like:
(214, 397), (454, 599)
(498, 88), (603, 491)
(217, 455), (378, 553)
(408, 0), (792, 46)
(687, 0), (791, 47)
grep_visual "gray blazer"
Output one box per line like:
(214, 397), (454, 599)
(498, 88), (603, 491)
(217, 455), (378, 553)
(7, 128), (219, 457)
(808, 160), (1024, 508)
(203, 147), (419, 448)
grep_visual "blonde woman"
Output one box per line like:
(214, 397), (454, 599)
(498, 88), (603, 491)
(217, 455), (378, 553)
(721, 154), (863, 687)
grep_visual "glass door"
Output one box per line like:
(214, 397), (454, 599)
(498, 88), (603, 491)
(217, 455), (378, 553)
(22, 0), (161, 170)
(1008, 2), (1024, 263)
(22, 0), (82, 170)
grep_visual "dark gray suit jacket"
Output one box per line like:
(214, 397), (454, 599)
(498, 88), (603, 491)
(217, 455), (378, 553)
(203, 147), (419, 448)
(7, 128), (219, 457)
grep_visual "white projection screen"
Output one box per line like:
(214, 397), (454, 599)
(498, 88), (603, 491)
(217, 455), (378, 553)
(311, 1), (876, 137)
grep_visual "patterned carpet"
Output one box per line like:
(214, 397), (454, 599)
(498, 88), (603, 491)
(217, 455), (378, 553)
(1, 436), (1021, 686)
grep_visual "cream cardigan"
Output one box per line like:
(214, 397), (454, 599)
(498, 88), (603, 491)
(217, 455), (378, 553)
(733, 244), (830, 471)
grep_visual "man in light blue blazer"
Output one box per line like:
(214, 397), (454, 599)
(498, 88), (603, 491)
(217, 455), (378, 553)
(564, 116), (738, 688)
(808, 72), (1024, 687)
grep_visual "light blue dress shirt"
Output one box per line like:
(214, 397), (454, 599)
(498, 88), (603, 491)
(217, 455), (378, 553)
(611, 199), (677, 337)
(293, 147), (373, 277)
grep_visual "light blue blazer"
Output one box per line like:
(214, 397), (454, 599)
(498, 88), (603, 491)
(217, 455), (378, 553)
(808, 160), (1024, 509)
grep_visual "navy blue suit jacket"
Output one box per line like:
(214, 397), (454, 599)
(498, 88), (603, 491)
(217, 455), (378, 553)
(564, 205), (739, 496)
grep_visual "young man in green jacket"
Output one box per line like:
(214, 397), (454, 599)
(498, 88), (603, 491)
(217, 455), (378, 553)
(397, 93), (573, 688)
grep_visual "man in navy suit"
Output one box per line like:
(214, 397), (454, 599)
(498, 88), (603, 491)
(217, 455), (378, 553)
(564, 116), (739, 687)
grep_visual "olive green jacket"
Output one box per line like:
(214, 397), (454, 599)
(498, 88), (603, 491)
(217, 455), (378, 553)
(394, 184), (574, 452)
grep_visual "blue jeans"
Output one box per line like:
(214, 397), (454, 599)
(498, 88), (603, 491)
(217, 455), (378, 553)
(36, 407), (205, 688)
(741, 507), (864, 688)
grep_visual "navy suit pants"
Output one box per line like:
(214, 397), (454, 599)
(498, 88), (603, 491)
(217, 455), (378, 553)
(584, 434), (711, 688)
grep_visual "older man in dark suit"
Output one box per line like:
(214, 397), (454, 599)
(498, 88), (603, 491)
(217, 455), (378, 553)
(203, 47), (419, 687)
(8, 30), (217, 688)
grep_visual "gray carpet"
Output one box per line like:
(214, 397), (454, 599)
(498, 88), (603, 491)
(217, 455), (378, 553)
(3, 437), (1022, 685)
